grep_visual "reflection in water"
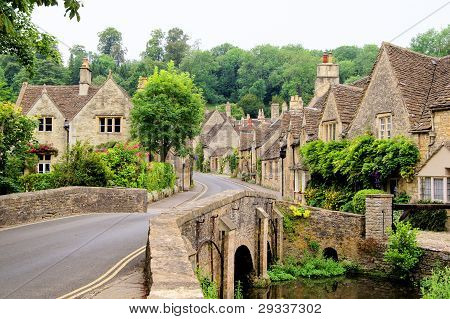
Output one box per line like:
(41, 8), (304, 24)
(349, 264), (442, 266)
(247, 276), (420, 299)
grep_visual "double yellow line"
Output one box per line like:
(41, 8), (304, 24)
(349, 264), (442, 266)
(57, 246), (146, 299)
(58, 180), (207, 299)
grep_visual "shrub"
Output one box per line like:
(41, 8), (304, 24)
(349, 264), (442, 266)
(352, 189), (386, 214)
(234, 280), (243, 299)
(406, 200), (447, 232)
(289, 205), (311, 218)
(52, 142), (110, 187)
(146, 162), (176, 191)
(421, 266), (450, 299)
(102, 143), (144, 188)
(21, 173), (57, 191)
(384, 221), (422, 280)
(195, 268), (218, 299)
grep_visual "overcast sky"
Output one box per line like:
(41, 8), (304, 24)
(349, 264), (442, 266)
(32, 0), (450, 63)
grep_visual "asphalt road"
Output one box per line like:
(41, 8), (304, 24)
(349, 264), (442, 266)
(0, 173), (248, 299)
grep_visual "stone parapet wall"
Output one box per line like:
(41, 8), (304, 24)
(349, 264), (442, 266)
(146, 190), (278, 299)
(277, 201), (365, 262)
(0, 187), (148, 227)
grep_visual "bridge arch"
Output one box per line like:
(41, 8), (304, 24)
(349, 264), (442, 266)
(323, 247), (338, 261)
(234, 245), (254, 288)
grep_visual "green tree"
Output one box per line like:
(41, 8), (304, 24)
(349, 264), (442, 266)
(97, 27), (126, 65)
(131, 63), (205, 161)
(0, 102), (36, 194)
(143, 29), (165, 61)
(164, 27), (190, 66)
(0, 68), (13, 102)
(215, 47), (248, 102)
(0, 0), (82, 67)
(91, 54), (116, 78)
(180, 50), (221, 104)
(410, 25), (450, 57)
(238, 93), (263, 118)
(68, 45), (88, 84)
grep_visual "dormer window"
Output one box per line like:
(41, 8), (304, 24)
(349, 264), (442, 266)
(323, 122), (336, 141)
(38, 118), (52, 132)
(378, 113), (392, 139)
(99, 117), (121, 133)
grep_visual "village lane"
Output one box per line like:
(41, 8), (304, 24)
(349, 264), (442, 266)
(0, 173), (249, 299)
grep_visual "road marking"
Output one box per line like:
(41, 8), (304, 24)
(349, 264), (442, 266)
(212, 174), (255, 191)
(57, 245), (146, 299)
(191, 179), (208, 201)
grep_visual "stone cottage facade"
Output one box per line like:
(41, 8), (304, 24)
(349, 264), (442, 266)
(17, 58), (132, 171)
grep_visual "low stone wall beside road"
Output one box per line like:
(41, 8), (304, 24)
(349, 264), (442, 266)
(0, 186), (148, 227)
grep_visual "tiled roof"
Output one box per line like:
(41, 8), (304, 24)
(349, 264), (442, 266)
(261, 139), (280, 161)
(383, 42), (437, 127)
(18, 84), (100, 120)
(349, 76), (370, 89)
(201, 122), (223, 145)
(211, 147), (233, 157)
(427, 56), (450, 109)
(288, 109), (303, 142)
(239, 131), (253, 151)
(303, 90), (329, 140)
(332, 84), (364, 124)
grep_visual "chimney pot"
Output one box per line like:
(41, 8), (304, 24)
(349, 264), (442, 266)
(322, 52), (329, 64)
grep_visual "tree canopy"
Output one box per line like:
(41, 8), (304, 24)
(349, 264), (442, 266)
(97, 27), (127, 65)
(131, 63), (205, 161)
(410, 24), (450, 57)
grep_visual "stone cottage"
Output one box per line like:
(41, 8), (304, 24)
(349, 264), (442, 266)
(347, 43), (450, 201)
(17, 58), (132, 172)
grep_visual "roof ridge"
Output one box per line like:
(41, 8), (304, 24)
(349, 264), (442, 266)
(382, 41), (440, 60)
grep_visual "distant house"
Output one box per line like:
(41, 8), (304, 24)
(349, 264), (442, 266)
(17, 58), (132, 172)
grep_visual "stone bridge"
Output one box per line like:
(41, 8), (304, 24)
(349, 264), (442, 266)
(146, 190), (281, 299)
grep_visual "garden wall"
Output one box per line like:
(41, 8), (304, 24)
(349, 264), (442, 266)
(0, 186), (148, 227)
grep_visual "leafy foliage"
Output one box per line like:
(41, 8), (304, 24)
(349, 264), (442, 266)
(195, 268), (218, 299)
(421, 266), (450, 299)
(410, 25), (449, 57)
(352, 189), (386, 214)
(52, 142), (111, 187)
(97, 27), (126, 65)
(21, 172), (57, 191)
(131, 62), (205, 161)
(234, 280), (243, 299)
(194, 142), (204, 172)
(145, 162), (176, 191)
(0, 102), (36, 194)
(300, 135), (420, 202)
(405, 200), (447, 232)
(238, 93), (263, 118)
(384, 222), (422, 280)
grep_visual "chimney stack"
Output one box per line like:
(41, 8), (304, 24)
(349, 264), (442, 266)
(315, 51), (339, 98)
(281, 102), (288, 113)
(225, 101), (232, 117)
(246, 114), (252, 127)
(258, 108), (265, 120)
(79, 57), (92, 96)
(289, 95), (304, 111)
(270, 103), (280, 120)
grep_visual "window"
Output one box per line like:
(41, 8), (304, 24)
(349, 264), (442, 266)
(433, 178), (443, 201)
(420, 176), (449, 202)
(37, 154), (51, 173)
(269, 161), (273, 178)
(323, 122), (336, 141)
(99, 117), (121, 133)
(378, 114), (392, 139)
(38, 118), (52, 132)
(447, 178), (450, 202)
(420, 177), (431, 200)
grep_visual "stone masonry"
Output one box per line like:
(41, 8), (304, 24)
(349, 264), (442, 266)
(146, 190), (281, 299)
(0, 187), (148, 227)
(365, 194), (393, 240)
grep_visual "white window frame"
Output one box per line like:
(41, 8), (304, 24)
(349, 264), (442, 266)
(38, 117), (53, 132)
(37, 154), (51, 173)
(377, 113), (392, 139)
(99, 117), (122, 133)
(419, 176), (449, 203)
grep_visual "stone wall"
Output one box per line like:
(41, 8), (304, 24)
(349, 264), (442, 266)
(0, 186), (148, 227)
(146, 190), (280, 299)
(277, 202), (365, 262)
